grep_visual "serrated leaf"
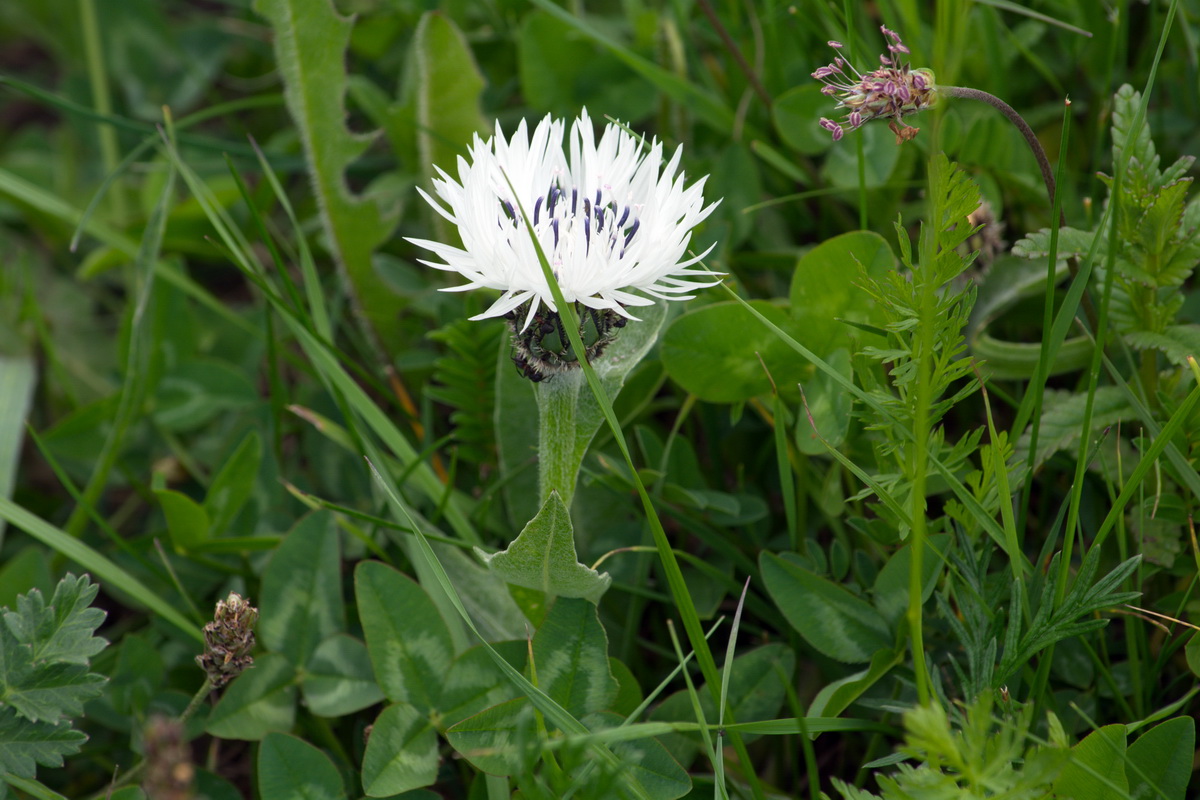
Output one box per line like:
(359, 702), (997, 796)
(3, 573), (106, 666)
(2, 661), (106, 724)
(426, 319), (502, 466)
(477, 491), (611, 603)
(1010, 227), (1095, 261)
(252, 0), (400, 348)
(1013, 387), (1136, 470)
(0, 709), (87, 779)
(1112, 84), (1157, 190)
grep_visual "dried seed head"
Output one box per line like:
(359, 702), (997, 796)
(142, 715), (194, 800)
(196, 592), (258, 689)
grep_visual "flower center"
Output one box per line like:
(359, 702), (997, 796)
(503, 182), (643, 260)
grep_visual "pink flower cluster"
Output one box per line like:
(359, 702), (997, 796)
(812, 26), (937, 144)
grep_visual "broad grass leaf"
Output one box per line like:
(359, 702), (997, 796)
(257, 732), (347, 800)
(478, 491), (611, 603)
(355, 561), (454, 713)
(258, 511), (344, 667)
(0, 356), (34, 548)
(760, 552), (890, 662)
(1126, 717), (1194, 800)
(301, 634), (384, 718)
(206, 652), (297, 741)
(361, 703), (439, 797)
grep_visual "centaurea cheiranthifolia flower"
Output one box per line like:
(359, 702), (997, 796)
(813, 25), (938, 145)
(408, 109), (721, 381)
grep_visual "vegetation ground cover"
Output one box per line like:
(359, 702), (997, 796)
(1, 1), (1199, 798)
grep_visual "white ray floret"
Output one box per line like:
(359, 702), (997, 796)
(407, 109), (721, 331)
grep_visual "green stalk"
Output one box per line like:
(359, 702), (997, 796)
(537, 371), (584, 506)
(906, 151), (940, 708)
(79, 0), (127, 222)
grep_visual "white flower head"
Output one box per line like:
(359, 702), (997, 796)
(407, 109), (722, 334)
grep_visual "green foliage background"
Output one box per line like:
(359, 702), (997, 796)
(1, 0), (1200, 798)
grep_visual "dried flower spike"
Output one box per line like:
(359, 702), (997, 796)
(141, 715), (194, 800)
(408, 109), (721, 380)
(812, 26), (938, 144)
(196, 592), (257, 689)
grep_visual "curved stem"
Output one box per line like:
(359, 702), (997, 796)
(943, 85), (1098, 330)
(940, 86), (1061, 225)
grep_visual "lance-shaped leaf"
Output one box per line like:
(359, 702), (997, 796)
(252, 0), (399, 347)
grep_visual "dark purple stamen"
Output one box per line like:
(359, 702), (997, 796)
(533, 197), (543, 225)
(624, 218), (640, 245)
(617, 206), (630, 228)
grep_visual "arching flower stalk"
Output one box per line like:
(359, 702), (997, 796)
(409, 109), (721, 382)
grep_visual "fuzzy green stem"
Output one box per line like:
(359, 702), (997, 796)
(180, 677), (215, 724)
(537, 370), (585, 507)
